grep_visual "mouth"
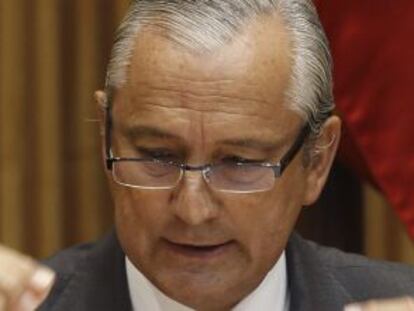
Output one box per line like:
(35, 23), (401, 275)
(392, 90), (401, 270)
(162, 239), (235, 259)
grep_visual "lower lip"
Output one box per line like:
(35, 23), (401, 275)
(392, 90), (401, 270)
(163, 240), (235, 260)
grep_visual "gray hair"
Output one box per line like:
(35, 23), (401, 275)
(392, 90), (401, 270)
(105, 0), (334, 136)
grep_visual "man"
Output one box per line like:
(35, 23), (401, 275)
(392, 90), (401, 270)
(0, 0), (413, 310)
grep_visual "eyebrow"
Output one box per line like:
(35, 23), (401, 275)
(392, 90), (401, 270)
(121, 125), (282, 152)
(219, 138), (282, 152)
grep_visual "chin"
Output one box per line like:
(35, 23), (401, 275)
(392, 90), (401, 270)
(149, 265), (256, 310)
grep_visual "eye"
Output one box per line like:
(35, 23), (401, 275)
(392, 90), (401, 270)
(138, 147), (180, 161)
(221, 155), (264, 164)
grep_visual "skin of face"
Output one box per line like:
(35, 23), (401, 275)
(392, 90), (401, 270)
(95, 14), (341, 311)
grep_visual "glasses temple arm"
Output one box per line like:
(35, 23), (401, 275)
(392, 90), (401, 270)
(278, 123), (311, 175)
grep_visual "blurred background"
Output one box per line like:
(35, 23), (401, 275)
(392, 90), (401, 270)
(0, 0), (413, 263)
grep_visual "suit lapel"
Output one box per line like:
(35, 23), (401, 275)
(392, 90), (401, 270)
(286, 233), (353, 311)
(39, 232), (132, 311)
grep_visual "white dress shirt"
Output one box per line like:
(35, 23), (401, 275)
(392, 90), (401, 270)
(126, 252), (290, 311)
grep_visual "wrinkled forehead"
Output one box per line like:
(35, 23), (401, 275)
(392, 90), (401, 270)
(112, 14), (294, 123)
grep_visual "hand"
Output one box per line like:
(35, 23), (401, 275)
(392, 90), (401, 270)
(345, 297), (414, 311)
(0, 245), (55, 311)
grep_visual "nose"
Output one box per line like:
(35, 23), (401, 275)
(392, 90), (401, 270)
(170, 170), (219, 226)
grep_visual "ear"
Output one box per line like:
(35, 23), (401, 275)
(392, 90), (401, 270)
(94, 90), (110, 170)
(94, 90), (108, 135)
(302, 116), (341, 206)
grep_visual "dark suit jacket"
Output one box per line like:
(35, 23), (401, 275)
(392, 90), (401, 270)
(38, 232), (414, 311)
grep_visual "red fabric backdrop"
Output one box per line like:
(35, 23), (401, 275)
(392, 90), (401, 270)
(314, 1), (414, 238)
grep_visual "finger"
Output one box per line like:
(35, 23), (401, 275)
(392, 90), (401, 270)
(26, 267), (55, 297)
(404, 297), (414, 310)
(0, 246), (36, 304)
(345, 297), (414, 311)
(13, 267), (55, 311)
(0, 245), (55, 311)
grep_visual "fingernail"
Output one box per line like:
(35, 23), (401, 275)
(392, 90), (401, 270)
(30, 267), (55, 291)
(344, 303), (363, 311)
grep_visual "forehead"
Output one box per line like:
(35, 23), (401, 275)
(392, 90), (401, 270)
(113, 14), (298, 131)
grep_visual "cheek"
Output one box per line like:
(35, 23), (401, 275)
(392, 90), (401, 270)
(111, 185), (171, 259)
(227, 171), (305, 262)
(233, 196), (290, 254)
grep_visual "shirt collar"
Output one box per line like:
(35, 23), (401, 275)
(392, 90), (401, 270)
(126, 252), (289, 311)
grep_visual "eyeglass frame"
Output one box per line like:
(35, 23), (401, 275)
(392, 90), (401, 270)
(104, 103), (312, 191)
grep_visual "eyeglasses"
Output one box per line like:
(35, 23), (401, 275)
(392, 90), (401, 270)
(104, 106), (310, 194)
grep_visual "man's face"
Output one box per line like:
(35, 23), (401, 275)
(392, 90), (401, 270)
(102, 16), (337, 310)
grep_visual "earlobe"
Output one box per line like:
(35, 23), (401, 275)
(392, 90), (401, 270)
(302, 116), (342, 206)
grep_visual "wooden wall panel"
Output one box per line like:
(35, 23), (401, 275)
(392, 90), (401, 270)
(0, 0), (26, 250)
(364, 185), (414, 264)
(32, 0), (63, 258)
(72, 0), (103, 242)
